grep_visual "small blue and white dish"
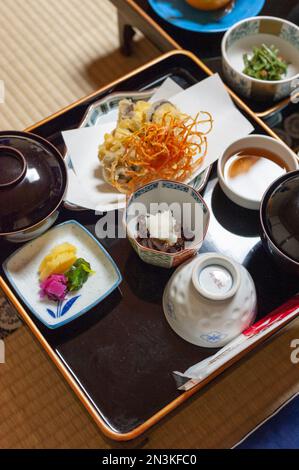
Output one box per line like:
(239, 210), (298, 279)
(3, 220), (122, 329)
(222, 16), (299, 101)
(148, 0), (265, 34)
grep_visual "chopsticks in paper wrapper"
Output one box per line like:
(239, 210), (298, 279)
(173, 295), (299, 391)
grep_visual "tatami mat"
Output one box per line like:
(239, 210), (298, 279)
(0, 0), (159, 131)
(1, 0), (299, 450)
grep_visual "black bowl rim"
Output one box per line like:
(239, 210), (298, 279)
(260, 169), (299, 267)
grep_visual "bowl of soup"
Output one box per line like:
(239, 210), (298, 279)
(217, 134), (298, 210)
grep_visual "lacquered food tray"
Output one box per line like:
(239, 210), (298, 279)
(1, 50), (298, 442)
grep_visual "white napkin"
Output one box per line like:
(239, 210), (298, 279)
(63, 78), (183, 211)
(63, 74), (254, 212)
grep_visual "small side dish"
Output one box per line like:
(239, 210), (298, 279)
(98, 99), (213, 194)
(217, 135), (298, 210)
(243, 44), (288, 81)
(3, 221), (122, 328)
(222, 16), (299, 101)
(125, 180), (210, 268)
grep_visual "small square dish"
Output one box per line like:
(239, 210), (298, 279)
(3, 220), (122, 329)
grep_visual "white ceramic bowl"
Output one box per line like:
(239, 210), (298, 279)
(217, 134), (299, 210)
(163, 253), (257, 348)
(222, 16), (299, 102)
(125, 180), (210, 268)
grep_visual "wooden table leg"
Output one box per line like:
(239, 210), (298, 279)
(118, 11), (136, 55)
(112, 0), (178, 54)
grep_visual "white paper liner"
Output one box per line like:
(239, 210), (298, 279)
(63, 74), (254, 212)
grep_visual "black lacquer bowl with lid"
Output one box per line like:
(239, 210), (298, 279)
(0, 131), (67, 242)
(260, 170), (299, 276)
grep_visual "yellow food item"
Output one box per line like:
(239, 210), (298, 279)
(186, 0), (231, 10)
(39, 243), (76, 272)
(117, 99), (150, 133)
(39, 243), (77, 281)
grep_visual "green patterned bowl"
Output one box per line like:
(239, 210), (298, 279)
(222, 16), (299, 102)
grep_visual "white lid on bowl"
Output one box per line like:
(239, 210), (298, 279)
(192, 253), (240, 301)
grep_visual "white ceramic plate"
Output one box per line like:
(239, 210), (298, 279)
(3, 220), (122, 329)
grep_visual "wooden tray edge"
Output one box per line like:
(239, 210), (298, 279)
(1, 49), (296, 442)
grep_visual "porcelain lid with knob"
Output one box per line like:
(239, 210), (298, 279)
(163, 252), (257, 348)
(0, 131), (67, 236)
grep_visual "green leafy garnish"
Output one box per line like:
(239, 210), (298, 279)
(65, 258), (94, 292)
(243, 44), (288, 81)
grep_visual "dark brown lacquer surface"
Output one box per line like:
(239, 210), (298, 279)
(265, 171), (299, 261)
(0, 131), (67, 235)
(261, 170), (299, 275)
(0, 53), (298, 436)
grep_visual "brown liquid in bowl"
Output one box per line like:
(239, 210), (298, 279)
(224, 148), (288, 202)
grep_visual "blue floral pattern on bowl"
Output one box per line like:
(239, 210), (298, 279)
(223, 59), (251, 98)
(281, 23), (299, 52)
(46, 295), (81, 319)
(222, 17), (299, 102)
(126, 179), (210, 268)
(200, 331), (227, 344)
(226, 19), (259, 50)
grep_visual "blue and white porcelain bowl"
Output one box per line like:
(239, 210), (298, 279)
(222, 16), (299, 102)
(163, 253), (257, 348)
(3, 220), (122, 329)
(125, 180), (210, 269)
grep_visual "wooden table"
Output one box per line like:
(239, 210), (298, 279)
(112, 0), (299, 57)
(111, 0), (299, 118)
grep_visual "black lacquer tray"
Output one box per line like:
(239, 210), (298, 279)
(1, 50), (298, 441)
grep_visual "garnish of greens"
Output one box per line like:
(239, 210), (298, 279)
(243, 44), (288, 81)
(65, 258), (95, 292)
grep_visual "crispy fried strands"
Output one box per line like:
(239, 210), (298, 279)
(110, 112), (213, 194)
